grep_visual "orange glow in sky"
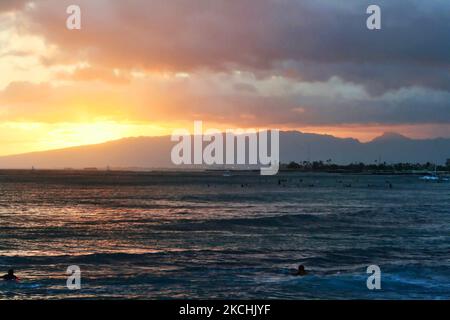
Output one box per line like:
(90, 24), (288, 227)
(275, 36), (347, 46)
(0, 2), (448, 157)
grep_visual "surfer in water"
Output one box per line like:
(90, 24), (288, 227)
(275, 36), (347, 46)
(294, 265), (308, 276)
(2, 269), (19, 281)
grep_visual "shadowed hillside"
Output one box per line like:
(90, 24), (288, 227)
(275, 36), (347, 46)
(0, 131), (449, 169)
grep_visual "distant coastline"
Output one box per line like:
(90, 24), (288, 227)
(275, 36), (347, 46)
(279, 161), (450, 175)
(0, 160), (449, 176)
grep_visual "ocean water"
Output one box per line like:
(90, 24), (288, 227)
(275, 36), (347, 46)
(0, 170), (449, 299)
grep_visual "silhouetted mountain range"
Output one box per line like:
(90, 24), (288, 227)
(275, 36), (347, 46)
(0, 131), (449, 169)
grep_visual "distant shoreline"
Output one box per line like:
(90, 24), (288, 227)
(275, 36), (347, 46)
(0, 166), (448, 176)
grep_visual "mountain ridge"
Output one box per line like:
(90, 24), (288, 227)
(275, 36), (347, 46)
(0, 131), (449, 169)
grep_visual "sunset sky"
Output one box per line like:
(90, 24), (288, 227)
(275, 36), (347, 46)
(0, 0), (449, 156)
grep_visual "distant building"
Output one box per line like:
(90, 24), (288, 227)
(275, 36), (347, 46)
(446, 159), (450, 167)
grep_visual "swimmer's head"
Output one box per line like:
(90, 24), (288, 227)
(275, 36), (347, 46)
(298, 265), (305, 272)
(8, 269), (14, 276)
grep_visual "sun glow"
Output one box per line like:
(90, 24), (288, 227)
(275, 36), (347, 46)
(0, 121), (175, 156)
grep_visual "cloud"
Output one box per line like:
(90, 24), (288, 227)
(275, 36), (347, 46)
(16, 0), (449, 95)
(1, 0), (449, 137)
(56, 65), (131, 84)
(0, 0), (29, 13)
(0, 81), (132, 122)
(1, 75), (449, 128)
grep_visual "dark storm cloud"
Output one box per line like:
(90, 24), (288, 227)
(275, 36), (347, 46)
(287, 88), (450, 125)
(230, 87), (450, 126)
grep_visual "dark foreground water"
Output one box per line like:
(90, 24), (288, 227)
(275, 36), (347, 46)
(0, 170), (449, 299)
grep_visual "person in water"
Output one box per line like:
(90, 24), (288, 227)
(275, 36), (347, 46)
(2, 269), (19, 281)
(294, 265), (308, 276)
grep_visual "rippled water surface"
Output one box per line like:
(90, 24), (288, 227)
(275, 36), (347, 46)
(0, 170), (449, 299)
